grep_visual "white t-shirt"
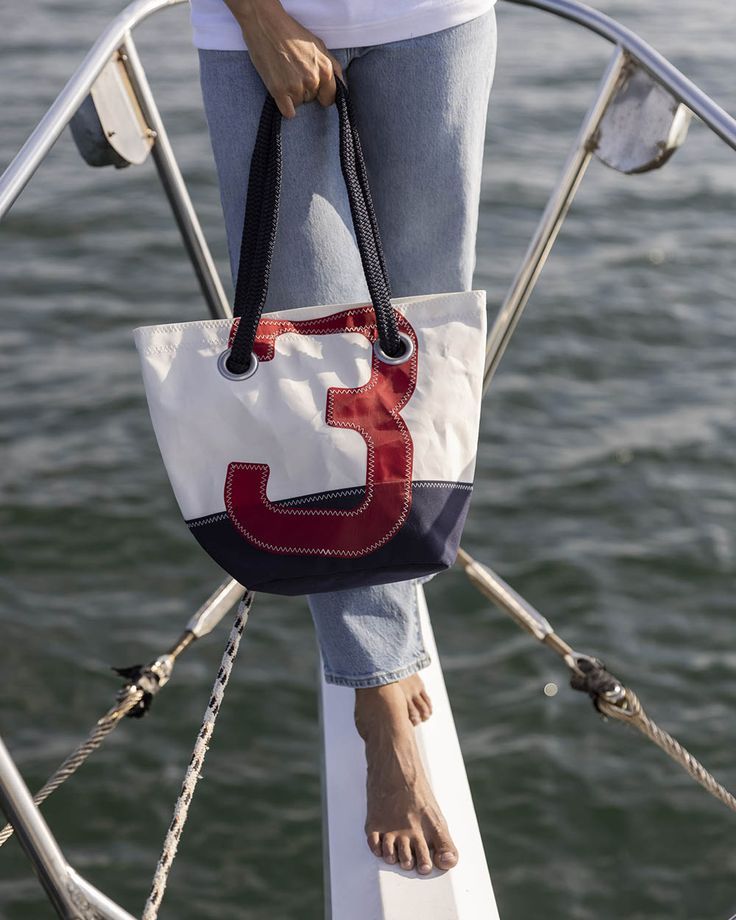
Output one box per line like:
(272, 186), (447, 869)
(190, 0), (495, 52)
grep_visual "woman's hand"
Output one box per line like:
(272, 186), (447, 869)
(224, 0), (344, 119)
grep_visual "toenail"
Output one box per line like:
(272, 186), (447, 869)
(419, 862), (432, 874)
(439, 851), (456, 866)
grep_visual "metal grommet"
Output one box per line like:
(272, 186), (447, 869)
(373, 331), (414, 365)
(217, 348), (258, 381)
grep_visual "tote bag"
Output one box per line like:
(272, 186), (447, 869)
(135, 79), (486, 596)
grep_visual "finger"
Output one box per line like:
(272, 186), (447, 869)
(277, 93), (297, 119)
(317, 66), (336, 107)
(303, 75), (321, 104)
(406, 699), (421, 726)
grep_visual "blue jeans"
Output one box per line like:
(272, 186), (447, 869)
(197, 7), (497, 687)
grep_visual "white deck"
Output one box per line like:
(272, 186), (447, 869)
(319, 583), (500, 920)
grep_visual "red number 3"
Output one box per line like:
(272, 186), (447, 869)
(224, 307), (417, 557)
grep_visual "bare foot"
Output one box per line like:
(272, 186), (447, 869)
(399, 673), (432, 726)
(354, 682), (457, 874)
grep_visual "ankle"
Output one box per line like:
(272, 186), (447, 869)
(354, 683), (409, 740)
(355, 681), (406, 710)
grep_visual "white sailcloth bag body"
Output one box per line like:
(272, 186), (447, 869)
(135, 80), (486, 596)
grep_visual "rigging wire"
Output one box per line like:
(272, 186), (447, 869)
(456, 547), (736, 814)
(0, 578), (243, 850)
(0, 687), (145, 850)
(1, 554), (733, 920)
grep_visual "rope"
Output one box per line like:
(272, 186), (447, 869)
(0, 580), (238, 849)
(456, 547), (736, 816)
(142, 592), (252, 920)
(228, 78), (401, 374)
(597, 688), (736, 813)
(568, 653), (736, 811)
(0, 685), (145, 848)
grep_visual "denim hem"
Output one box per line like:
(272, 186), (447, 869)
(323, 654), (432, 688)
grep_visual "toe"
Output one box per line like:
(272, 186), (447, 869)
(420, 689), (433, 716)
(397, 836), (414, 870)
(431, 827), (458, 871)
(414, 836), (433, 875)
(435, 849), (458, 870)
(367, 831), (382, 858)
(382, 832), (398, 865)
(432, 842), (458, 871)
(415, 694), (431, 721)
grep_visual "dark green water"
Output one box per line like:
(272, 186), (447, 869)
(1, 1), (735, 917)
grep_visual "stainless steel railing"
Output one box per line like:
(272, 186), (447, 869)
(0, 0), (184, 218)
(508, 0), (736, 151)
(1, 0), (735, 917)
(0, 0), (230, 321)
(484, 0), (736, 385)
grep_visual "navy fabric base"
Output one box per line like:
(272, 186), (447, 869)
(186, 481), (473, 596)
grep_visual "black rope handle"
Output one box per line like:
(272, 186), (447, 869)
(333, 77), (401, 344)
(227, 77), (402, 375)
(229, 95), (282, 373)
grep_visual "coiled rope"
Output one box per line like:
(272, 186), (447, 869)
(142, 592), (251, 919)
(456, 547), (736, 815)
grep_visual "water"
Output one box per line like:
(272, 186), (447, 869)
(1, 1), (735, 917)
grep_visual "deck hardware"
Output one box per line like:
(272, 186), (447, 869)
(456, 547), (736, 814)
(112, 654), (174, 717)
(70, 50), (154, 168)
(594, 55), (692, 173)
(568, 654), (627, 712)
(119, 33), (232, 320)
(0, 577), (242, 853)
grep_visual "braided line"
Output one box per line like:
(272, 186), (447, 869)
(230, 99), (282, 372)
(341, 86), (393, 305)
(141, 594), (251, 920)
(598, 689), (736, 813)
(0, 687), (145, 848)
(229, 80), (401, 372)
(335, 83), (400, 356)
(234, 98), (275, 311)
